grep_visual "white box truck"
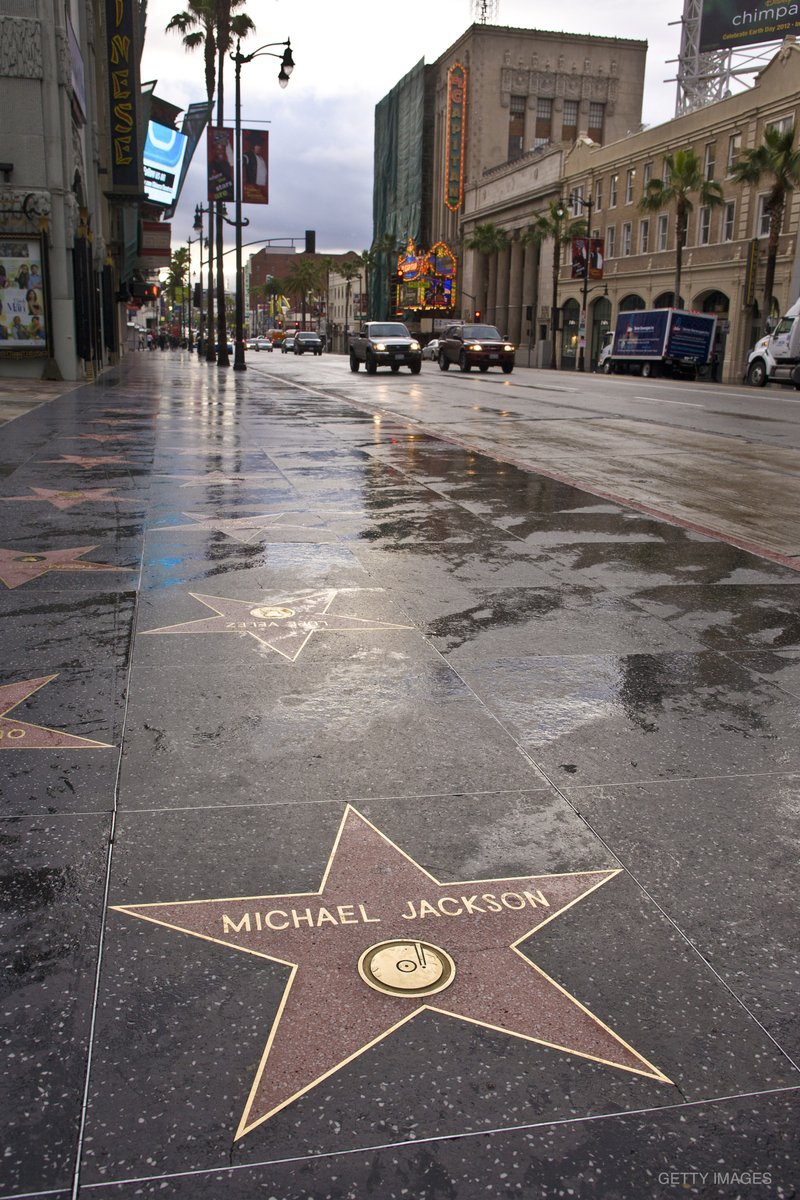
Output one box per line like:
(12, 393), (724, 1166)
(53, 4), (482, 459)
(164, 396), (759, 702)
(598, 309), (717, 380)
(745, 298), (800, 388)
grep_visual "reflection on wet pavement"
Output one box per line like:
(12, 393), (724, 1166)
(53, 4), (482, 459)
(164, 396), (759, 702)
(1, 353), (798, 1197)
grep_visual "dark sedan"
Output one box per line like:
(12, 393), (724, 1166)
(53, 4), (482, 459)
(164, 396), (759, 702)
(438, 324), (515, 374)
(293, 331), (323, 356)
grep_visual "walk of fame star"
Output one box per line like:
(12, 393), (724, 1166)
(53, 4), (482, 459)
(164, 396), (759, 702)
(157, 471), (277, 488)
(141, 589), (413, 660)
(66, 434), (138, 443)
(40, 454), (133, 468)
(162, 511), (332, 544)
(0, 675), (113, 748)
(113, 807), (670, 1139)
(0, 546), (130, 589)
(0, 487), (136, 510)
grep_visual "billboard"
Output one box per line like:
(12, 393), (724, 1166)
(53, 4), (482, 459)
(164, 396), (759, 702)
(699, 0), (800, 51)
(143, 122), (188, 207)
(242, 129), (269, 205)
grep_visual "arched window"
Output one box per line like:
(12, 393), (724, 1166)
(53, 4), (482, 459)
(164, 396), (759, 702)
(654, 291), (684, 308)
(619, 294), (646, 312)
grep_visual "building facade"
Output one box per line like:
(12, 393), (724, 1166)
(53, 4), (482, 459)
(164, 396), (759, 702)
(372, 22), (647, 332)
(558, 39), (800, 380)
(375, 24), (800, 383)
(0, 0), (146, 382)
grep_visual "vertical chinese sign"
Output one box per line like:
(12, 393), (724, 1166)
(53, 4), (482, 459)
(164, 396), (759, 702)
(105, 0), (142, 193)
(444, 64), (467, 213)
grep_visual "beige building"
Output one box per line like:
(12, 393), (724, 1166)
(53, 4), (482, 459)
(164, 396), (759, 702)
(373, 23), (647, 327)
(457, 39), (800, 381)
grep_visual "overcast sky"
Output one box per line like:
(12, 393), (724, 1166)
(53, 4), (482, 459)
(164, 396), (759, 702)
(140, 0), (692, 271)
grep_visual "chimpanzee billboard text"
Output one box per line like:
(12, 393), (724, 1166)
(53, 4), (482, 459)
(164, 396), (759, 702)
(700, 0), (800, 51)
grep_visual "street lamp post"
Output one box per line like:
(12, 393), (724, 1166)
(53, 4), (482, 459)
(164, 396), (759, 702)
(564, 191), (595, 372)
(230, 36), (294, 372)
(194, 202), (214, 363)
(193, 204), (209, 354)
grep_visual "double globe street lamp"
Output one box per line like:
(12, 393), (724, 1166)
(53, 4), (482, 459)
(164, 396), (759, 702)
(555, 192), (596, 373)
(231, 37), (295, 371)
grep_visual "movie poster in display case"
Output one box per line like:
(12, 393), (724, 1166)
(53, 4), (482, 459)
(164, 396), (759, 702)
(0, 236), (47, 357)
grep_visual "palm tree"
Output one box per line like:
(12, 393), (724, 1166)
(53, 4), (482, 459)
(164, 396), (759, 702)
(522, 203), (586, 370)
(338, 260), (362, 334)
(371, 232), (397, 319)
(465, 223), (508, 322)
(213, 1), (255, 365)
(166, 0), (218, 362)
(285, 257), (322, 330)
(165, 247), (190, 339)
(730, 124), (800, 334)
(639, 147), (723, 310)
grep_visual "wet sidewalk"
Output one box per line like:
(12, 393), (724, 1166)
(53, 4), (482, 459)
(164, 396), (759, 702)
(2, 354), (798, 1199)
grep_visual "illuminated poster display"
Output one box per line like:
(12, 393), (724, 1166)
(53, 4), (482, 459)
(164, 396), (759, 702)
(143, 122), (188, 207)
(699, 0), (800, 50)
(445, 64), (467, 212)
(0, 238), (47, 357)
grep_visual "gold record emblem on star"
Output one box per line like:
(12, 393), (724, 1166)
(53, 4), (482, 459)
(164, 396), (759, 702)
(0, 675), (113, 748)
(141, 589), (413, 660)
(113, 807), (670, 1140)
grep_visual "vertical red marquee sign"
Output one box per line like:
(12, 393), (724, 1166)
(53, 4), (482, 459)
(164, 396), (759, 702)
(444, 63), (467, 213)
(105, 0), (142, 192)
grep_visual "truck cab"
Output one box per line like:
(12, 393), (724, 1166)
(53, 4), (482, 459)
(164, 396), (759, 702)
(746, 298), (800, 388)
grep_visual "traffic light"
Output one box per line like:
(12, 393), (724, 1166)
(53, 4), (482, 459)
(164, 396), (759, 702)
(474, 309), (482, 320)
(192, 282), (202, 307)
(131, 281), (161, 301)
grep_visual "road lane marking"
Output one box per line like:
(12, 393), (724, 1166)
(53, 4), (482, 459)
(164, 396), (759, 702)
(634, 396), (705, 408)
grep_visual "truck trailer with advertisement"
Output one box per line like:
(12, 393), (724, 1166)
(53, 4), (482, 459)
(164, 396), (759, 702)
(600, 309), (717, 379)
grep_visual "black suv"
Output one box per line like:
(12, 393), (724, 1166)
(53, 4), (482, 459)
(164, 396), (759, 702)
(438, 324), (515, 374)
(293, 331), (323, 356)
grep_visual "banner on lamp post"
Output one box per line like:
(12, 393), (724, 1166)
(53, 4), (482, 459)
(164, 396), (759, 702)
(207, 127), (234, 202)
(242, 129), (269, 204)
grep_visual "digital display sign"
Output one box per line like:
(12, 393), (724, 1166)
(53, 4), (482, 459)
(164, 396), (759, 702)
(143, 121), (188, 207)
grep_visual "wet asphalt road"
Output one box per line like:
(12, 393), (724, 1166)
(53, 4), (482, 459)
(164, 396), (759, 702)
(2, 352), (798, 1199)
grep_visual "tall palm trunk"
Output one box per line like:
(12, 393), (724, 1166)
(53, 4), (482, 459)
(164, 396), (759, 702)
(215, 26), (229, 367)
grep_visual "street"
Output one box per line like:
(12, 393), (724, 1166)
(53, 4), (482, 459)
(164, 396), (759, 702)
(247, 353), (800, 564)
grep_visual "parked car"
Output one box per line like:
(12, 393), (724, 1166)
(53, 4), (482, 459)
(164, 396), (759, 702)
(422, 338), (440, 360)
(254, 338), (273, 352)
(438, 324), (515, 374)
(281, 335), (296, 354)
(293, 331), (323, 356)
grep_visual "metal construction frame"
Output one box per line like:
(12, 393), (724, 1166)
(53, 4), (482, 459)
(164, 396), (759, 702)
(671, 0), (781, 116)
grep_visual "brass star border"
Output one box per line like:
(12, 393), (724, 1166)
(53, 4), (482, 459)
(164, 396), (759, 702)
(141, 589), (413, 661)
(0, 675), (113, 748)
(113, 807), (670, 1139)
